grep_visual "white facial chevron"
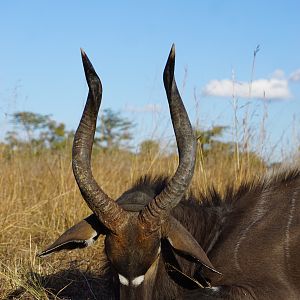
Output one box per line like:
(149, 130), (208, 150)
(118, 274), (145, 287)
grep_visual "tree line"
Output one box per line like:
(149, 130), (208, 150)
(2, 109), (264, 166)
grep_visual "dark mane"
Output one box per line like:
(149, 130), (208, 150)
(222, 167), (300, 205)
(127, 175), (169, 197)
(129, 168), (300, 209)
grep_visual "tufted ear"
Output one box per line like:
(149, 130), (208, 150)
(162, 217), (221, 275)
(165, 263), (209, 289)
(161, 238), (211, 289)
(38, 214), (106, 257)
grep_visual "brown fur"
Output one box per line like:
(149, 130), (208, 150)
(119, 170), (300, 299)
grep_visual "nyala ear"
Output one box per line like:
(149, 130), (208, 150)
(161, 239), (210, 289)
(38, 214), (106, 257)
(162, 217), (221, 275)
(165, 263), (208, 289)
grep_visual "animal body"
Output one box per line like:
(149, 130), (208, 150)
(39, 46), (300, 299)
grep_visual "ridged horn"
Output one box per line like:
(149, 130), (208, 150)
(140, 44), (197, 229)
(72, 49), (127, 233)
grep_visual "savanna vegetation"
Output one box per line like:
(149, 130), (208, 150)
(0, 105), (289, 299)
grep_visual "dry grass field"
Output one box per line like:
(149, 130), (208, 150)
(0, 142), (269, 299)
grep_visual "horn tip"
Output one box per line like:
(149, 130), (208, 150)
(80, 48), (87, 58)
(80, 49), (95, 75)
(170, 44), (175, 59)
(171, 43), (175, 52)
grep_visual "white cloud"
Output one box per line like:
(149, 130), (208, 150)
(202, 75), (291, 100)
(124, 103), (162, 113)
(289, 69), (300, 82)
(271, 69), (285, 79)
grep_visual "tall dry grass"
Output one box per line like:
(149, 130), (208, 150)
(0, 140), (268, 299)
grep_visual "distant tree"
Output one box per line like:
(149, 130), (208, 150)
(12, 112), (49, 137)
(139, 139), (160, 156)
(194, 125), (265, 170)
(6, 111), (72, 151)
(95, 108), (134, 150)
(5, 130), (20, 150)
(195, 126), (233, 155)
(41, 120), (73, 150)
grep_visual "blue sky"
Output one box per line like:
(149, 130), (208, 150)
(0, 1), (300, 161)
